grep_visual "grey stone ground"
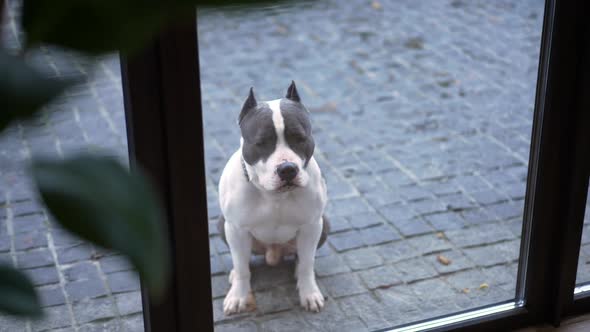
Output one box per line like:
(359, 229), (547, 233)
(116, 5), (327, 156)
(2, 0), (589, 331)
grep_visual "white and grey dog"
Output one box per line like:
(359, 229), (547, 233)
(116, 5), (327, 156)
(218, 81), (329, 315)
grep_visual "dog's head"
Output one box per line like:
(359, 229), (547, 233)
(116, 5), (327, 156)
(238, 81), (315, 192)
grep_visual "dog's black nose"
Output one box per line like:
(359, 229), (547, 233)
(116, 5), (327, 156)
(277, 162), (299, 182)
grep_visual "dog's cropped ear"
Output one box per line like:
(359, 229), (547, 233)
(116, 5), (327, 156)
(239, 87), (257, 124)
(285, 80), (301, 103)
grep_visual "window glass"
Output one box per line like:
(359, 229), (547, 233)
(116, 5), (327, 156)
(198, 0), (545, 330)
(0, 2), (143, 330)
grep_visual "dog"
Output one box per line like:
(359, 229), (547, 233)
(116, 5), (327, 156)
(218, 81), (329, 315)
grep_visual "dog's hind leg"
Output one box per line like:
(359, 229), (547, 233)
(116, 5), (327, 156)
(317, 215), (330, 248)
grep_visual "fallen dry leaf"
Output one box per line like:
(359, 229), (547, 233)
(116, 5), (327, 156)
(437, 255), (451, 266)
(436, 232), (445, 239)
(479, 283), (489, 290)
(462, 288), (470, 294)
(371, 1), (382, 10)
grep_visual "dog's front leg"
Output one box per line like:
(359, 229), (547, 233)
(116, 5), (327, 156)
(295, 219), (325, 312)
(223, 222), (255, 315)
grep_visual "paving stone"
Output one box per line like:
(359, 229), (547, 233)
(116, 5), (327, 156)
(328, 230), (365, 252)
(11, 200), (42, 217)
(0, 314), (28, 332)
(73, 297), (116, 325)
(338, 292), (392, 330)
(315, 242), (333, 257)
(0, 235), (8, 253)
(461, 208), (496, 225)
(376, 241), (420, 263)
(444, 223), (515, 248)
(363, 187), (404, 207)
(31, 305), (72, 331)
(115, 291), (143, 316)
(251, 263), (293, 291)
(255, 286), (294, 314)
(482, 264), (517, 292)
(38, 285), (67, 307)
(320, 273), (366, 298)
(259, 312), (312, 332)
(445, 269), (490, 295)
(12, 214), (45, 234)
(411, 199), (448, 216)
(63, 262), (100, 282)
(359, 224), (401, 246)
(211, 274), (230, 298)
(452, 175), (491, 193)
(471, 190), (509, 206)
(376, 285), (423, 319)
(66, 279), (108, 302)
(425, 211), (467, 230)
(502, 182), (527, 200)
(406, 234), (453, 255)
(463, 240), (521, 267)
(17, 249), (54, 269)
(343, 247), (383, 271)
(78, 320), (121, 332)
(346, 211), (385, 229)
(51, 229), (84, 248)
(327, 216), (352, 234)
(395, 257), (438, 283)
(487, 202), (523, 221)
(215, 320), (259, 332)
(25, 266), (60, 286)
(377, 204), (417, 223)
(99, 255), (132, 274)
(14, 231), (47, 251)
(210, 254), (226, 275)
(391, 217), (434, 237)
(0, 253), (11, 265)
(410, 279), (460, 307)
(423, 181), (462, 197)
(329, 197), (372, 217)
(57, 244), (93, 264)
(442, 193), (477, 211)
(315, 254), (350, 277)
(210, 236), (229, 255)
(302, 299), (362, 331)
(400, 186), (434, 201)
(359, 265), (402, 290)
(427, 250), (474, 274)
(108, 271), (140, 294)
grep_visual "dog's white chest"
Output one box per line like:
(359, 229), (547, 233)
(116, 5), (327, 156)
(239, 191), (321, 245)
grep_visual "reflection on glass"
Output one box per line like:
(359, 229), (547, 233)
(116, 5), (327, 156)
(199, 0), (545, 330)
(0, 3), (143, 330)
(575, 183), (590, 285)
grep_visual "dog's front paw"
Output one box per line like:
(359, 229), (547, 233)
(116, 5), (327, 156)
(223, 284), (256, 315)
(299, 288), (325, 312)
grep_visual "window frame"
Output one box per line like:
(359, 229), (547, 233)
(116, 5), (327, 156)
(119, 1), (590, 331)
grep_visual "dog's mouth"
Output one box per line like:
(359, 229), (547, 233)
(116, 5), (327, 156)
(275, 181), (298, 192)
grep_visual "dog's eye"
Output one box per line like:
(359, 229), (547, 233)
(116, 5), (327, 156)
(292, 134), (306, 142)
(254, 140), (268, 147)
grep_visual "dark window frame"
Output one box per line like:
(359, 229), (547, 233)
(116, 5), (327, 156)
(120, 1), (590, 331)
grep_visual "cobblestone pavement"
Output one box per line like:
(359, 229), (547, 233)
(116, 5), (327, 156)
(4, 0), (586, 331)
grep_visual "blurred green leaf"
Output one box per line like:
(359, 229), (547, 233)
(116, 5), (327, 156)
(0, 51), (75, 131)
(31, 154), (170, 298)
(0, 264), (42, 317)
(21, 0), (295, 55)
